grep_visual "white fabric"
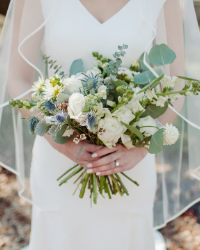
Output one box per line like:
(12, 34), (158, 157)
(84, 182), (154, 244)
(29, 1), (164, 249)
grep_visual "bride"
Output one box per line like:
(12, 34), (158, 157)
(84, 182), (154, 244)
(0, 0), (200, 249)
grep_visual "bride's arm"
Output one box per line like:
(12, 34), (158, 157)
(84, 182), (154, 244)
(158, 0), (185, 125)
(7, 0), (102, 168)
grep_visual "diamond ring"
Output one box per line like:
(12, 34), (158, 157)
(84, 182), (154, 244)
(115, 161), (120, 167)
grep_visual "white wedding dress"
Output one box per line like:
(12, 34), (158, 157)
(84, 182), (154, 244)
(29, 0), (165, 249)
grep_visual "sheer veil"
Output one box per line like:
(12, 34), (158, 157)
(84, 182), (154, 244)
(0, 0), (200, 229)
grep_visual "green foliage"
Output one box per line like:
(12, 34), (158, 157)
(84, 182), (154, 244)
(111, 80), (129, 88)
(52, 136), (70, 144)
(42, 55), (67, 78)
(140, 102), (168, 119)
(149, 44), (176, 66)
(57, 93), (69, 104)
(138, 52), (153, 71)
(35, 120), (51, 136)
(55, 125), (68, 139)
(134, 68), (163, 86)
(69, 59), (84, 76)
(121, 122), (143, 140)
(149, 128), (164, 154)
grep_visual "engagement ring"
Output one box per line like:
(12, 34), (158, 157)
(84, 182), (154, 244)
(115, 161), (120, 167)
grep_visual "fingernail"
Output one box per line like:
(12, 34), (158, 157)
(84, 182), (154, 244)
(87, 163), (93, 168)
(92, 153), (98, 158)
(87, 169), (93, 174)
(96, 172), (101, 176)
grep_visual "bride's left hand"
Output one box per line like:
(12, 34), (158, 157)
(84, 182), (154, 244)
(86, 145), (148, 176)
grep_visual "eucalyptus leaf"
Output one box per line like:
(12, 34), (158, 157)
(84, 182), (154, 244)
(35, 120), (51, 136)
(53, 136), (70, 144)
(149, 128), (164, 154)
(140, 102), (168, 119)
(48, 125), (59, 136)
(139, 52), (153, 71)
(55, 125), (68, 139)
(134, 68), (162, 86)
(57, 93), (69, 104)
(149, 44), (176, 66)
(121, 122), (143, 140)
(69, 59), (84, 76)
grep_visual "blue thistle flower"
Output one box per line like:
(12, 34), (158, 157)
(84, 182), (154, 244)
(56, 114), (67, 124)
(44, 101), (55, 111)
(85, 112), (96, 131)
(29, 116), (40, 134)
(82, 74), (100, 93)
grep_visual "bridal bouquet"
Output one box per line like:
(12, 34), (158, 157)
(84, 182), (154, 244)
(10, 44), (200, 204)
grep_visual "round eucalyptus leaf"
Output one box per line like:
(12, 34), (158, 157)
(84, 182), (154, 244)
(149, 44), (176, 66)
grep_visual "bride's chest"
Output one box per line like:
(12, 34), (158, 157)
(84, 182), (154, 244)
(41, 0), (166, 73)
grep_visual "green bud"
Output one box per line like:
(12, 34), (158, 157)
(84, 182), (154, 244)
(186, 80), (192, 88)
(118, 96), (122, 103)
(18, 103), (23, 108)
(107, 100), (116, 108)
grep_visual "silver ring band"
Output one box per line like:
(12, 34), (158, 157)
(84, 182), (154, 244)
(115, 161), (120, 167)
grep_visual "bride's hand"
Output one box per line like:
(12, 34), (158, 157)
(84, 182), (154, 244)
(86, 145), (148, 176)
(44, 134), (103, 169)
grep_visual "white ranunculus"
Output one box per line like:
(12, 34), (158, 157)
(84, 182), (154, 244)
(68, 93), (85, 121)
(156, 96), (168, 107)
(113, 106), (135, 124)
(126, 99), (144, 114)
(160, 75), (172, 88)
(171, 76), (181, 88)
(63, 75), (82, 93)
(146, 89), (157, 101)
(98, 117), (126, 148)
(134, 116), (157, 136)
(98, 85), (107, 99)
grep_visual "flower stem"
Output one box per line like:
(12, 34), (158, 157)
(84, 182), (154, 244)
(114, 173), (129, 196)
(104, 179), (112, 199)
(120, 172), (139, 186)
(156, 90), (186, 96)
(57, 164), (79, 181)
(59, 166), (83, 186)
(79, 173), (90, 198)
(93, 174), (98, 204)
(110, 175), (123, 196)
(99, 176), (105, 194)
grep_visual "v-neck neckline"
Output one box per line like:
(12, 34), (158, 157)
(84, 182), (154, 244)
(78, 0), (131, 25)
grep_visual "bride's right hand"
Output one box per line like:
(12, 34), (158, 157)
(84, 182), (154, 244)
(44, 134), (103, 169)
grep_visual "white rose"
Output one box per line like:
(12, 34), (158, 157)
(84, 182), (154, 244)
(160, 75), (172, 88)
(134, 116), (157, 136)
(113, 106), (135, 124)
(98, 85), (107, 99)
(126, 99), (144, 114)
(68, 93), (85, 122)
(63, 75), (82, 93)
(121, 134), (135, 149)
(98, 117), (126, 148)
(146, 89), (157, 101)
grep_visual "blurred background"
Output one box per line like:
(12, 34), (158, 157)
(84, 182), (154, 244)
(1, 1), (200, 250)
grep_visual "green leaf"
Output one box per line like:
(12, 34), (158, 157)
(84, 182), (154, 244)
(149, 44), (176, 66)
(75, 144), (83, 162)
(55, 125), (68, 139)
(57, 93), (69, 104)
(53, 136), (70, 144)
(111, 80), (129, 88)
(134, 68), (162, 86)
(149, 128), (164, 154)
(121, 122), (143, 140)
(35, 120), (51, 136)
(140, 102), (168, 119)
(69, 59), (84, 76)
(48, 125), (58, 136)
(177, 76), (200, 81)
(139, 52), (153, 71)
